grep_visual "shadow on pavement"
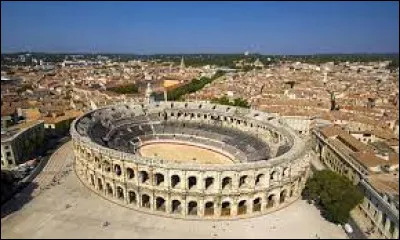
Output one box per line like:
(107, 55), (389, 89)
(1, 180), (39, 219)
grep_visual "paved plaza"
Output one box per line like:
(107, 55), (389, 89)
(1, 141), (348, 239)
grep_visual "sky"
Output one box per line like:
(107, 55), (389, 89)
(1, 1), (399, 54)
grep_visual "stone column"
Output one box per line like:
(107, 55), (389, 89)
(393, 226), (399, 239)
(384, 219), (391, 237)
(231, 199), (238, 216)
(166, 195), (172, 214)
(198, 199), (205, 217)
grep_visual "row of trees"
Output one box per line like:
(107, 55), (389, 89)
(158, 70), (225, 101)
(210, 96), (250, 108)
(302, 170), (364, 224)
(107, 84), (139, 94)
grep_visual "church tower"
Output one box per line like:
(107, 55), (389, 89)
(145, 82), (153, 104)
(180, 56), (185, 73)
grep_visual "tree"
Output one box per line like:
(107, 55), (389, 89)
(302, 170), (364, 224)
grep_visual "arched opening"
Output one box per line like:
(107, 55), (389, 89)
(106, 183), (113, 196)
(155, 197), (166, 211)
(282, 167), (289, 177)
(188, 201), (197, 215)
(104, 161), (111, 172)
(270, 171), (277, 181)
(126, 168), (134, 179)
(222, 177), (232, 190)
(205, 177), (214, 190)
(238, 200), (247, 215)
(280, 190), (287, 204)
(115, 164), (122, 176)
(239, 175), (248, 188)
(255, 174), (265, 186)
(267, 194), (275, 208)
(139, 171), (149, 184)
(221, 201), (231, 216)
(290, 185), (295, 197)
(188, 176), (197, 189)
(155, 173), (165, 186)
(116, 186), (124, 200)
(128, 191), (136, 204)
(204, 202), (214, 216)
(253, 198), (261, 212)
(95, 156), (101, 169)
(97, 178), (103, 190)
(172, 200), (181, 214)
(171, 175), (180, 188)
(142, 194), (150, 208)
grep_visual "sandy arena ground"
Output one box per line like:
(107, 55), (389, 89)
(139, 143), (234, 164)
(1, 141), (348, 239)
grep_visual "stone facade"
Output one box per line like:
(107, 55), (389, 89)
(70, 101), (311, 219)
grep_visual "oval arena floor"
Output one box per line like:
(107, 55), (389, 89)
(139, 143), (234, 164)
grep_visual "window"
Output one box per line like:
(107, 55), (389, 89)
(6, 152), (11, 157)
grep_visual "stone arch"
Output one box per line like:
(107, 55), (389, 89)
(172, 200), (182, 214)
(290, 185), (296, 197)
(106, 182), (113, 196)
(280, 189), (288, 204)
(205, 177), (214, 190)
(155, 197), (166, 211)
(221, 201), (231, 216)
(128, 191), (136, 204)
(94, 156), (101, 168)
(253, 197), (261, 212)
(267, 194), (275, 208)
(255, 174), (265, 186)
(116, 186), (124, 200)
(188, 176), (197, 189)
(270, 170), (278, 181)
(126, 168), (134, 179)
(204, 201), (214, 216)
(239, 175), (248, 188)
(97, 178), (103, 190)
(155, 173), (165, 186)
(222, 177), (232, 190)
(139, 171), (149, 184)
(141, 194), (150, 208)
(171, 175), (181, 188)
(115, 164), (122, 176)
(238, 200), (247, 215)
(282, 167), (289, 177)
(188, 201), (198, 215)
(103, 161), (111, 172)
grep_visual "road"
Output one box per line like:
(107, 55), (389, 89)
(31, 140), (74, 197)
(1, 140), (74, 219)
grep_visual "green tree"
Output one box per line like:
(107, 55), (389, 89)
(302, 170), (363, 224)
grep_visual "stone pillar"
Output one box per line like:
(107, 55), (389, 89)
(166, 195), (172, 214)
(181, 198), (187, 217)
(198, 199), (205, 217)
(215, 201), (221, 217)
(261, 197), (266, 212)
(376, 211), (383, 225)
(384, 219), (391, 236)
(231, 199), (238, 216)
(393, 226), (399, 239)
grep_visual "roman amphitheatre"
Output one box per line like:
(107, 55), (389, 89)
(71, 101), (311, 219)
(1, 101), (348, 238)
